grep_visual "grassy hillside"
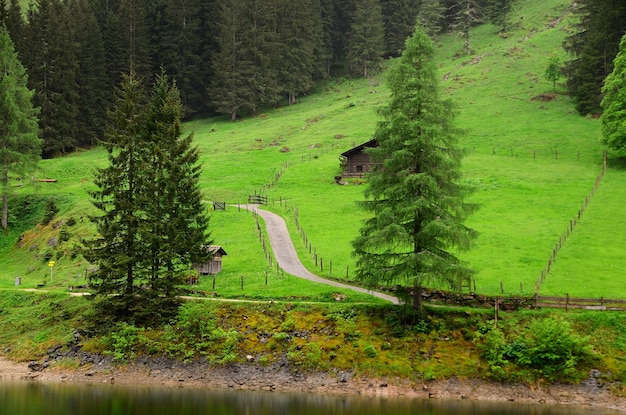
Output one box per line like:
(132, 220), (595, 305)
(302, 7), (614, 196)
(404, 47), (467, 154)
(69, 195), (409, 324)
(1, 0), (621, 300)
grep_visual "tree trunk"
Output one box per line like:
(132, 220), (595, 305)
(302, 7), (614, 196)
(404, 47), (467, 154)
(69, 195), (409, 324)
(2, 193), (7, 231)
(412, 282), (423, 314)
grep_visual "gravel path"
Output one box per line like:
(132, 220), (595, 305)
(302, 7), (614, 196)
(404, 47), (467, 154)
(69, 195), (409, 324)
(243, 205), (399, 305)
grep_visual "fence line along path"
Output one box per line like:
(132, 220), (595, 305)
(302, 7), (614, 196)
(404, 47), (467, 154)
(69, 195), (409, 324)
(242, 204), (400, 305)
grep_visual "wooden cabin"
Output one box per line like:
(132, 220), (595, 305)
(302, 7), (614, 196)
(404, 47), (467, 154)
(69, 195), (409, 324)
(339, 139), (379, 177)
(194, 245), (227, 275)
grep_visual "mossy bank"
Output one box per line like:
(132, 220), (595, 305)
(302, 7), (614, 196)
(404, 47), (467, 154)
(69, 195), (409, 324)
(2, 291), (626, 403)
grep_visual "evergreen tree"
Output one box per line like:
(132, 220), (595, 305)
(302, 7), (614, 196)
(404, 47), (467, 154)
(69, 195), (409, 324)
(601, 33), (626, 155)
(450, 0), (484, 55)
(162, 0), (207, 116)
(313, 0), (335, 78)
(67, 0), (108, 147)
(139, 70), (211, 299)
(84, 71), (211, 325)
(330, 0), (354, 75)
(380, 0), (421, 57)
(1, 0), (25, 52)
(347, 0), (385, 77)
(562, 0), (626, 115)
(416, 0), (445, 38)
(117, 0), (152, 79)
(0, 25), (41, 231)
(273, 0), (317, 105)
(486, 0), (511, 33)
(23, 0), (80, 156)
(210, 0), (256, 119)
(352, 26), (476, 310)
(83, 72), (147, 320)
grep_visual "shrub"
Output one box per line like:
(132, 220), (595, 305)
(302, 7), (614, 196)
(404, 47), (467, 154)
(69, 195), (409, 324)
(59, 229), (71, 243)
(475, 317), (594, 382)
(363, 344), (378, 358)
(41, 198), (59, 225)
(513, 317), (593, 381)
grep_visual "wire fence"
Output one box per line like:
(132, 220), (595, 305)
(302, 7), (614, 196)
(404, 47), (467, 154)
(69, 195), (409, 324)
(535, 150), (607, 292)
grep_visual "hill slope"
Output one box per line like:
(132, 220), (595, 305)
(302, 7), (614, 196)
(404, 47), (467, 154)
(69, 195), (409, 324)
(2, 0), (622, 300)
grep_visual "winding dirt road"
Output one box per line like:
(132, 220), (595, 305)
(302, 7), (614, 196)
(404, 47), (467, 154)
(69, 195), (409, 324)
(243, 205), (399, 305)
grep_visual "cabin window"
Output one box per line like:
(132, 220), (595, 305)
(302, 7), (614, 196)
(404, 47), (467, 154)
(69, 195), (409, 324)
(356, 165), (363, 172)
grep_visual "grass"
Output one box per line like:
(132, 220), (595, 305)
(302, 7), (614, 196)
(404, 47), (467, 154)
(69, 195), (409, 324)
(0, 0), (621, 302)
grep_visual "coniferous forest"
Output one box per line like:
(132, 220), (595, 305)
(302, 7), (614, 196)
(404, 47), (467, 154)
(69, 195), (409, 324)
(0, 0), (624, 158)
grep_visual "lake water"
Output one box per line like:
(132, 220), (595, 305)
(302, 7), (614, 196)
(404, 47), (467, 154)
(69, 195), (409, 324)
(0, 382), (621, 415)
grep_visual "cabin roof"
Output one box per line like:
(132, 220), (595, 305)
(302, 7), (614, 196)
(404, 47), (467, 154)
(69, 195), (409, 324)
(340, 139), (378, 157)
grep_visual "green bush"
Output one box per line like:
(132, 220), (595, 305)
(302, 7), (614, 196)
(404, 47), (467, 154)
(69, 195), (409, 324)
(59, 229), (71, 243)
(363, 344), (378, 358)
(513, 317), (593, 381)
(475, 317), (594, 382)
(41, 198), (59, 225)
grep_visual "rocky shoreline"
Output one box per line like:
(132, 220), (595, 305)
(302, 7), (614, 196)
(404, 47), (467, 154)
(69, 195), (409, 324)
(1, 353), (626, 413)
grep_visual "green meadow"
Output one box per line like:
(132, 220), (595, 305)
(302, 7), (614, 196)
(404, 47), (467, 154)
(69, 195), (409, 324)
(1, 0), (621, 301)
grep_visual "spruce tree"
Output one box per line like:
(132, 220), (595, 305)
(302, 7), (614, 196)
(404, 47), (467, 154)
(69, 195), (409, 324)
(139, 70), (211, 301)
(67, 0), (108, 147)
(83, 72), (147, 321)
(601, 33), (626, 155)
(84, 71), (211, 325)
(380, 0), (421, 57)
(486, 0), (511, 33)
(416, 0), (445, 38)
(450, 0), (484, 55)
(347, 0), (385, 77)
(0, 25), (41, 231)
(210, 0), (256, 119)
(562, 0), (626, 115)
(273, 0), (317, 105)
(22, 0), (82, 156)
(352, 26), (476, 310)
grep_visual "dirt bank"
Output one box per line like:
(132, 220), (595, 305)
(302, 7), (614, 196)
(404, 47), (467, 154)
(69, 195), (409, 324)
(1, 356), (625, 413)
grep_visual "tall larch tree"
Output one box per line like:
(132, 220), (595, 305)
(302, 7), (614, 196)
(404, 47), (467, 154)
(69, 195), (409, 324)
(347, 0), (385, 77)
(0, 25), (41, 231)
(601, 32), (626, 155)
(352, 26), (476, 311)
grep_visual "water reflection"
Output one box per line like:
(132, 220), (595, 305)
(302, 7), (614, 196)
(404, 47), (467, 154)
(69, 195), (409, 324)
(0, 382), (620, 415)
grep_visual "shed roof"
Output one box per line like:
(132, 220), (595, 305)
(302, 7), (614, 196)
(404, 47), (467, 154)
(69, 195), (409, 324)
(206, 245), (227, 256)
(340, 139), (378, 157)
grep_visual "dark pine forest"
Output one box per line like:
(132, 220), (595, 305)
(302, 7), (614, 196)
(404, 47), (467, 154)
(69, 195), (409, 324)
(0, 0), (624, 158)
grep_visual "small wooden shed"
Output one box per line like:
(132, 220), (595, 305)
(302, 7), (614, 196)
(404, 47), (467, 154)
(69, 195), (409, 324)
(339, 139), (379, 177)
(194, 245), (227, 275)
